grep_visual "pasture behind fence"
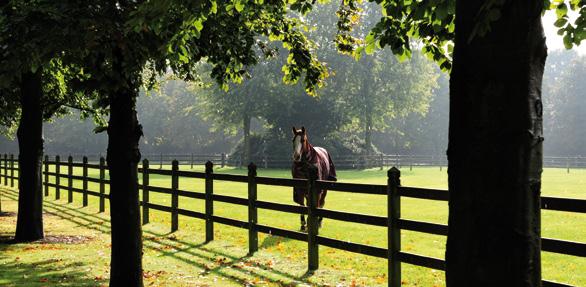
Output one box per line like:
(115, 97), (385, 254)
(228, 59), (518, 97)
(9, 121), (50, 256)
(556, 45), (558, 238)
(1, 153), (585, 287)
(49, 153), (586, 172)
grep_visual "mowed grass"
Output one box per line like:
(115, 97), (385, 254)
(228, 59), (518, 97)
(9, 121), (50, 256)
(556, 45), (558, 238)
(0, 166), (584, 286)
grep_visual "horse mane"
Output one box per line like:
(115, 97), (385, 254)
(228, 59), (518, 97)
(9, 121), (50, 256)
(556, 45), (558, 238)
(303, 141), (318, 164)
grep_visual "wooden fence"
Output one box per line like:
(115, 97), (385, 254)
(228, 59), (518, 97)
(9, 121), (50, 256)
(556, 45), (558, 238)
(0, 153), (585, 287)
(55, 153), (586, 171)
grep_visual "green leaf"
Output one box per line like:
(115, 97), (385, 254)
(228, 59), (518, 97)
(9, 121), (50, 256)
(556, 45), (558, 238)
(194, 19), (204, 32)
(354, 46), (365, 61)
(365, 42), (376, 54)
(435, 5), (448, 20)
(556, 3), (568, 18)
(554, 17), (568, 28)
(210, 1), (218, 13)
(574, 29), (586, 44)
(447, 43), (454, 54)
(396, 48), (411, 62)
(563, 33), (573, 49)
(365, 32), (376, 45)
(93, 126), (108, 134)
(235, 0), (245, 12)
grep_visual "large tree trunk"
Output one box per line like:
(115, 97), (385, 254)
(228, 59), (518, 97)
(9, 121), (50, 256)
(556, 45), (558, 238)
(107, 52), (144, 287)
(446, 1), (546, 286)
(243, 114), (251, 165)
(14, 71), (44, 242)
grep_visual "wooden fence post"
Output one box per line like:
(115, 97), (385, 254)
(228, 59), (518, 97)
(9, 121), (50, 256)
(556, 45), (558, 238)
(9, 154), (14, 187)
(3, 154), (7, 185)
(68, 156), (73, 203)
(55, 155), (61, 200)
(0, 154), (3, 185)
(0, 155), (2, 212)
(82, 156), (88, 207)
(99, 157), (106, 213)
(159, 153), (163, 169)
(142, 159), (149, 224)
(0, 157), (2, 212)
(44, 155), (49, 196)
(221, 153), (226, 168)
(171, 160), (179, 232)
(190, 154), (194, 169)
(205, 161), (214, 242)
(395, 154), (399, 169)
(307, 164), (319, 271)
(388, 167), (401, 287)
(248, 163), (258, 255)
(380, 153), (384, 170)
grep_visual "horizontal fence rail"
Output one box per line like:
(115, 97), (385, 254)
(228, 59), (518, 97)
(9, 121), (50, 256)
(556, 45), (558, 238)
(39, 153), (586, 171)
(0, 153), (585, 287)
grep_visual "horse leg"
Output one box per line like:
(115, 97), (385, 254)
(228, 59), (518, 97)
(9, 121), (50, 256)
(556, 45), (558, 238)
(317, 189), (326, 228)
(300, 199), (307, 232)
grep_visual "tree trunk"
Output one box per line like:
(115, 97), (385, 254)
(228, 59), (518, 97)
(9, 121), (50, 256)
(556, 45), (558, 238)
(446, 1), (546, 286)
(14, 71), (44, 242)
(243, 114), (251, 165)
(107, 52), (144, 287)
(364, 114), (373, 155)
(363, 68), (374, 167)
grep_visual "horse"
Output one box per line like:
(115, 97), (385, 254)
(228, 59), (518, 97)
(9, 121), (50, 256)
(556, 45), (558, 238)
(291, 126), (337, 231)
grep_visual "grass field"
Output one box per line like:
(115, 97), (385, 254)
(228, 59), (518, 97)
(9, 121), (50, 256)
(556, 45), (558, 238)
(0, 166), (585, 286)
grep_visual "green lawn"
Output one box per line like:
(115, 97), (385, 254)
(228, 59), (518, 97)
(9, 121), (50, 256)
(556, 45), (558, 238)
(0, 166), (584, 286)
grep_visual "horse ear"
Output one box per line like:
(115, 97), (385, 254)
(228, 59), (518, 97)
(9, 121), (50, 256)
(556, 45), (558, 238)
(292, 126), (296, 134)
(301, 126), (305, 133)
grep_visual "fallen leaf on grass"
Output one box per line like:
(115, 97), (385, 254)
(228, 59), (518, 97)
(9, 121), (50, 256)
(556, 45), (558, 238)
(215, 257), (228, 265)
(143, 270), (167, 279)
(375, 274), (386, 284)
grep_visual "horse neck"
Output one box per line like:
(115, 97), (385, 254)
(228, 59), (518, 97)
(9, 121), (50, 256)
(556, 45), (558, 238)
(304, 141), (317, 162)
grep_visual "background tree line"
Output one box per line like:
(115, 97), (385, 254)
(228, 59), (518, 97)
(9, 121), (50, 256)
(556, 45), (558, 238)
(2, 49), (584, 159)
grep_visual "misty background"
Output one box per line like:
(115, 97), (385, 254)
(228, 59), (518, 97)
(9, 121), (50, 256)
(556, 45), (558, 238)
(1, 3), (584, 160)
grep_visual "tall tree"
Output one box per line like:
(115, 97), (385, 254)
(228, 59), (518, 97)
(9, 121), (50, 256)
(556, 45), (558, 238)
(336, 0), (583, 285)
(308, 2), (439, 155)
(0, 3), (102, 242)
(446, 1), (546, 285)
(64, 1), (328, 285)
(194, 61), (277, 165)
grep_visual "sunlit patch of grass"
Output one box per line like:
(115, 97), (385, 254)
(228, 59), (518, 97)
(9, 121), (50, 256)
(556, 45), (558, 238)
(0, 166), (584, 286)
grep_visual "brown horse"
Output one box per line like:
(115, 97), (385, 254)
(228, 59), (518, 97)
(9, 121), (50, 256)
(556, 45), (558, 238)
(291, 126), (337, 231)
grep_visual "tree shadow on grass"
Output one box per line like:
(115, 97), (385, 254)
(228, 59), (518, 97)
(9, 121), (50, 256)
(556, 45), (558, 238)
(259, 234), (293, 250)
(0, 257), (106, 287)
(0, 211), (16, 217)
(1, 189), (326, 286)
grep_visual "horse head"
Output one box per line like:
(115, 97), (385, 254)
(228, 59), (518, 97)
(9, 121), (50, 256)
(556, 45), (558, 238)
(292, 126), (308, 162)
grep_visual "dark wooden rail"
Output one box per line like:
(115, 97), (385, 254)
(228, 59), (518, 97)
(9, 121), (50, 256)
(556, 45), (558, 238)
(1, 153), (585, 287)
